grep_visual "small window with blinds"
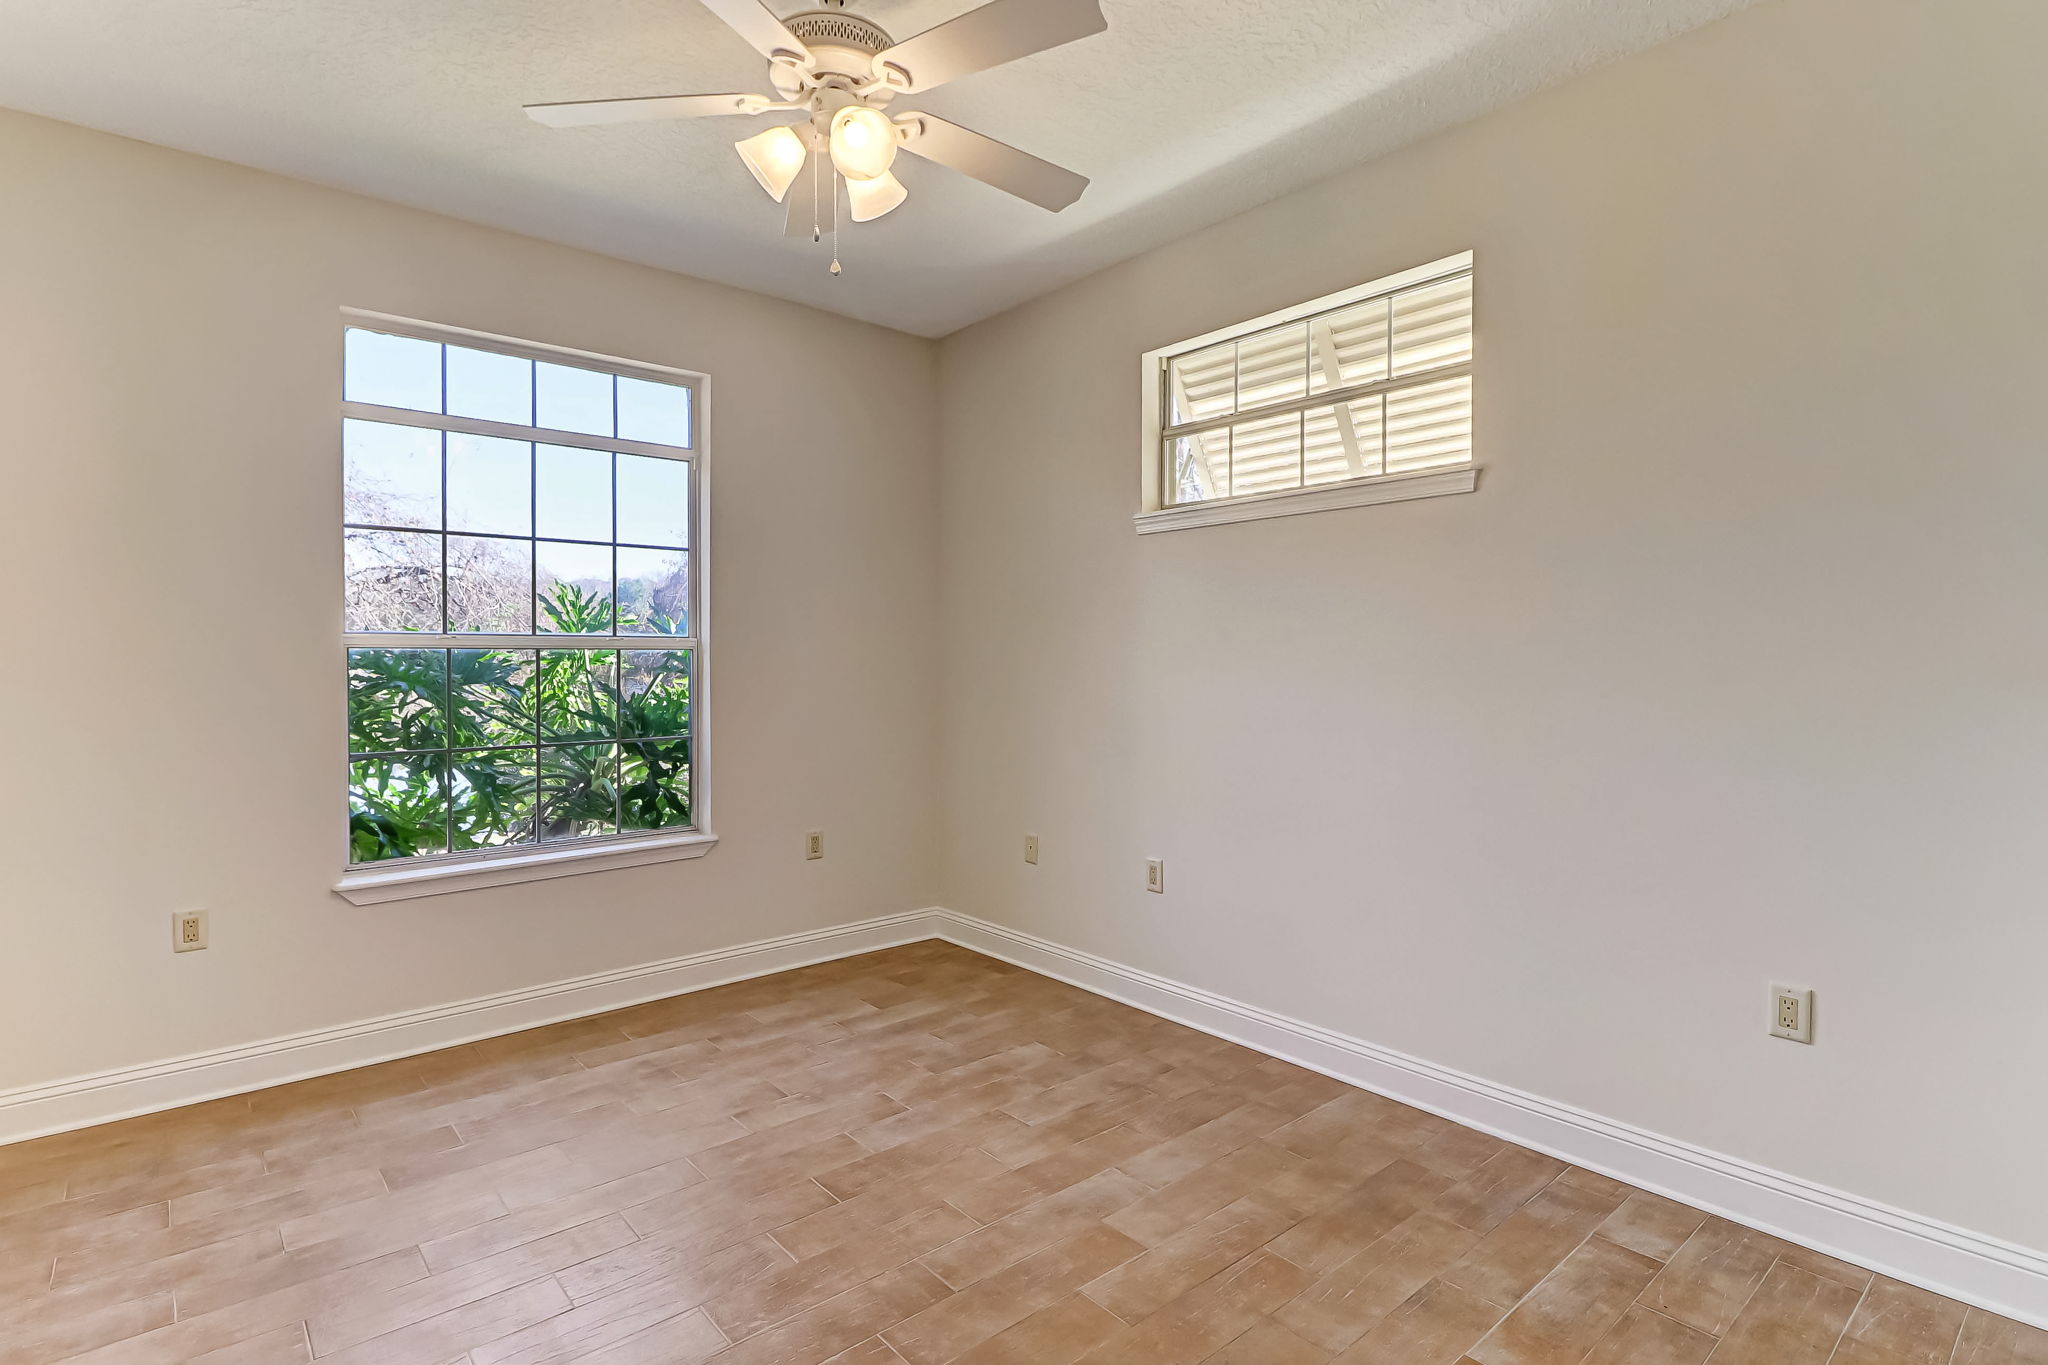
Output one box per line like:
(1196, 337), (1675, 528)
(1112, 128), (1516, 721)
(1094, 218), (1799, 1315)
(1137, 252), (1476, 531)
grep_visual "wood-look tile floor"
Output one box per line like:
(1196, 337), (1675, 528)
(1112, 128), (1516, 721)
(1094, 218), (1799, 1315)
(2, 942), (2040, 1365)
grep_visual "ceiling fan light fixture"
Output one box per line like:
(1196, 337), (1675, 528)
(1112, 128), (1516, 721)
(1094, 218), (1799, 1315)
(845, 169), (908, 222)
(531, 0), (1105, 251)
(735, 124), (810, 201)
(828, 104), (899, 181)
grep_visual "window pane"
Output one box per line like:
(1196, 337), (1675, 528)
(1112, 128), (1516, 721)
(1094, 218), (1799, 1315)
(1235, 323), (1308, 410)
(539, 743), (617, 841)
(447, 535), (534, 633)
(537, 541), (614, 633)
(1309, 299), (1392, 391)
(447, 434), (531, 536)
(1228, 412), (1304, 497)
(345, 329), (442, 413)
(451, 649), (535, 748)
(348, 648), (447, 755)
(1390, 275), (1474, 376)
(1166, 430), (1229, 506)
(345, 528), (442, 632)
(621, 650), (691, 739)
(1168, 342), (1236, 426)
(621, 738), (691, 831)
(1384, 375), (1474, 473)
(449, 747), (537, 849)
(446, 345), (533, 425)
(536, 362), (613, 436)
(350, 754), (448, 862)
(539, 649), (618, 742)
(615, 455), (689, 548)
(616, 377), (691, 446)
(616, 548), (689, 635)
(535, 444), (612, 542)
(1303, 397), (1386, 486)
(344, 421), (440, 529)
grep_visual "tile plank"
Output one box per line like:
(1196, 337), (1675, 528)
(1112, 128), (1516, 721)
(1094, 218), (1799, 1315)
(1636, 1216), (1784, 1336)
(1703, 1260), (1861, 1365)
(1081, 1195), (1295, 1323)
(884, 1225), (1144, 1365)
(1330, 1281), (1505, 1365)
(1578, 1305), (1714, 1365)
(1074, 1251), (1312, 1363)
(1832, 1275), (1969, 1365)
(1277, 1211), (1481, 1351)
(1464, 1235), (1661, 1365)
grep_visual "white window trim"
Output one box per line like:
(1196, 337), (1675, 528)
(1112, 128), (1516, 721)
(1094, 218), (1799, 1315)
(333, 309), (716, 905)
(1134, 465), (1477, 534)
(335, 829), (718, 905)
(1136, 251), (1477, 532)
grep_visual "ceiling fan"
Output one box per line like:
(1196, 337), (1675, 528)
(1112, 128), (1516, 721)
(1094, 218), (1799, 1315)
(525, 0), (1107, 266)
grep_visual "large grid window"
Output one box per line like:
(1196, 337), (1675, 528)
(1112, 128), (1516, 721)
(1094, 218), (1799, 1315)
(1143, 254), (1474, 526)
(341, 322), (701, 867)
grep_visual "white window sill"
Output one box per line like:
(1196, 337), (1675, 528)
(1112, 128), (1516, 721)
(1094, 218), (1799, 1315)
(334, 830), (719, 905)
(1134, 465), (1478, 534)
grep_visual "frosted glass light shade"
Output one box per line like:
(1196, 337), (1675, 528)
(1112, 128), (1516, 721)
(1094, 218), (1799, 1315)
(845, 170), (908, 222)
(829, 105), (898, 181)
(735, 125), (809, 202)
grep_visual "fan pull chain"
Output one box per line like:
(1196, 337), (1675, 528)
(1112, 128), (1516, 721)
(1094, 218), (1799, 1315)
(830, 173), (843, 277)
(810, 149), (822, 243)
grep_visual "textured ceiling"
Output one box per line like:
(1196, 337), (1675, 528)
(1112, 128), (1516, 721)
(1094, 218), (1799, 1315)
(0, 0), (1758, 335)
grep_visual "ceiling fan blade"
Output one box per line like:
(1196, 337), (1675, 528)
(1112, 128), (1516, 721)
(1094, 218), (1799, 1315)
(784, 171), (837, 239)
(784, 128), (834, 239)
(872, 0), (1106, 94)
(525, 93), (762, 127)
(900, 115), (1088, 211)
(698, 0), (811, 62)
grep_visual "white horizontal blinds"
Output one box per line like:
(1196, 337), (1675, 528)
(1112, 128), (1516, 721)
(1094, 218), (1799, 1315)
(1229, 411), (1303, 497)
(1235, 323), (1309, 410)
(1305, 397), (1385, 485)
(1161, 265), (1472, 505)
(1309, 299), (1391, 393)
(1390, 274), (1474, 376)
(1168, 341), (1237, 426)
(1386, 375), (1473, 474)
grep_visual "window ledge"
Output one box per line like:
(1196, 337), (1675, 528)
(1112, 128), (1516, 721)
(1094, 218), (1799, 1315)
(335, 831), (719, 905)
(1135, 465), (1478, 534)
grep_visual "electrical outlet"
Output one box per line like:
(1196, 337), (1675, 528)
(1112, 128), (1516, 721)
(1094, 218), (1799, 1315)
(1145, 858), (1165, 894)
(1769, 983), (1813, 1044)
(172, 910), (208, 953)
(1024, 834), (1039, 865)
(805, 830), (824, 861)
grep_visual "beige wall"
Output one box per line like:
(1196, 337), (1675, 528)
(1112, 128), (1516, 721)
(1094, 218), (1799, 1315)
(936, 0), (2048, 1249)
(0, 109), (940, 1090)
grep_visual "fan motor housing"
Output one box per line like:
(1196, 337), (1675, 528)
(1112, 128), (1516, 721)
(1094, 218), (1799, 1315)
(788, 10), (892, 52)
(773, 7), (894, 98)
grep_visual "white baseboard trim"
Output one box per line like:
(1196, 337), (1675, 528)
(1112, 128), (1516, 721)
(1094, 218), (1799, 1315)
(0, 910), (941, 1148)
(927, 908), (2048, 1331)
(8, 904), (2044, 1330)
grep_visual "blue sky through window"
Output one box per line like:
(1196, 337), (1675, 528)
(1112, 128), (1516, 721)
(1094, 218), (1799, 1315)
(343, 328), (691, 449)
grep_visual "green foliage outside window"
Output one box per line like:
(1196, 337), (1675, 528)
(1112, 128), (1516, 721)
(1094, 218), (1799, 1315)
(348, 588), (692, 863)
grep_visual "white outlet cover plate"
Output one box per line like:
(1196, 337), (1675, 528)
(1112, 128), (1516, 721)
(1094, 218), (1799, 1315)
(1769, 983), (1814, 1044)
(1145, 858), (1165, 893)
(1024, 835), (1039, 865)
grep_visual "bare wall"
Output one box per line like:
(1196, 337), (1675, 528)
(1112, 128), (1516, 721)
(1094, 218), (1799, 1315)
(0, 109), (940, 1091)
(935, 0), (2048, 1248)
